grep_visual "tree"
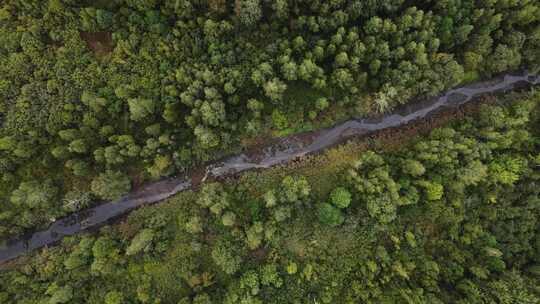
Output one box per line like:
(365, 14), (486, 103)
(147, 155), (173, 179)
(64, 237), (94, 270)
(330, 187), (351, 209)
(281, 61), (297, 81)
(488, 155), (527, 185)
(317, 203), (344, 226)
(20, 32), (43, 53)
(81, 91), (107, 113)
(211, 240), (242, 274)
(271, 0), (288, 19)
(245, 222), (264, 249)
(126, 229), (154, 255)
(193, 293), (213, 304)
(197, 183), (229, 215)
(315, 97), (329, 111)
(194, 126), (220, 149)
(239, 270), (260, 295)
(280, 175), (310, 203)
(200, 99), (225, 127)
(348, 151), (402, 223)
(335, 52), (349, 67)
(247, 98), (264, 117)
(185, 216), (204, 234)
(222, 211), (236, 227)
(271, 110), (288, 130)
(0, 136), (15, 151)
(10, 179), (57, 209)
(68, 139), (87, 154)
(260, 264), (282, 287)
(235, 0), (262, 26)
(272, 206), (292, 222)
(91, 170), (131, 200)
(91, 236), (120, 276)
(416, 180), (443, 201)
(402, 159), (425, 177)
(263, 190), (277, 208)
(487, 44), (521, 74)
(463, 52), (482, 71)
(263, 78), (287, 102)
(47, 284), (73, 304)
(128, 98), (155, 121)
(331, 68), (354, 91)
(62, 190), (92, 212)
(104, 291), (124, 304)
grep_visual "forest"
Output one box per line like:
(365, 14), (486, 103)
(1, 91), (539, 303)
(1, 0), (540, 302)
(0, 0), (539, 241)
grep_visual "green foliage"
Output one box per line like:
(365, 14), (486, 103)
(46, 284), (73, 304)
(349, 151), (401, 223)
(488, 155), (527, 185)
(104, 291), (124, 304)
(197, 183), (229, 215)
(236, 0), (262, 26)
(211, 239), (243, 275)
(2, 94), (540, 304)
(260, 264), (282, 288)
(193, 293), (213, 304)
(10, 179), (58, 211)
(245, 222), (264, 249)
(91, 170), (131, 200)
(0, 1), (540, 302)
(126, 228), (154, 255)
(402, 159), (425, 177)
(222, 211), (236, 227)
(264, 78), (287, 102)
(0, 0), (538, 241)
(317, 203), (344, 226)
(64, 237), (94, 270)
(128, 98), (155, 121)
(280, 175), (310, 203)
(329, 187), (351, 209)
(90, 236), (121, 276)
(271, 109), (288, 130)
(416, 180), (444, 201)
(185, 215), (204, 234)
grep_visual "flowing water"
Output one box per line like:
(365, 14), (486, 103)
(0, 71), (538, 264)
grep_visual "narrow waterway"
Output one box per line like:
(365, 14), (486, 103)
(0, 71), (538, 264)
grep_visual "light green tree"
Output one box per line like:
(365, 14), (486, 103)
(126, 229), (155, 255)
(330, 187), (352, 209)
(91, 170), (131, 200)
(128, 98), (155, 121)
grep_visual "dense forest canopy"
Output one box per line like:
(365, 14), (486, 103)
(1, 91), (539, 303)
(0, 1), (539, 243)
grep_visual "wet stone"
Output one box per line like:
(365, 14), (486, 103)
(463, 77), (504, 89)
(446, 92), (468, 106)
(512, 80), (532, 90)
(362, 116), (384, 124)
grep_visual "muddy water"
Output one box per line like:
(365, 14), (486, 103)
(0, 72), (538, 264)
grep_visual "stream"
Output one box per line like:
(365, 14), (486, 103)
(1, 71), (538, 264)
